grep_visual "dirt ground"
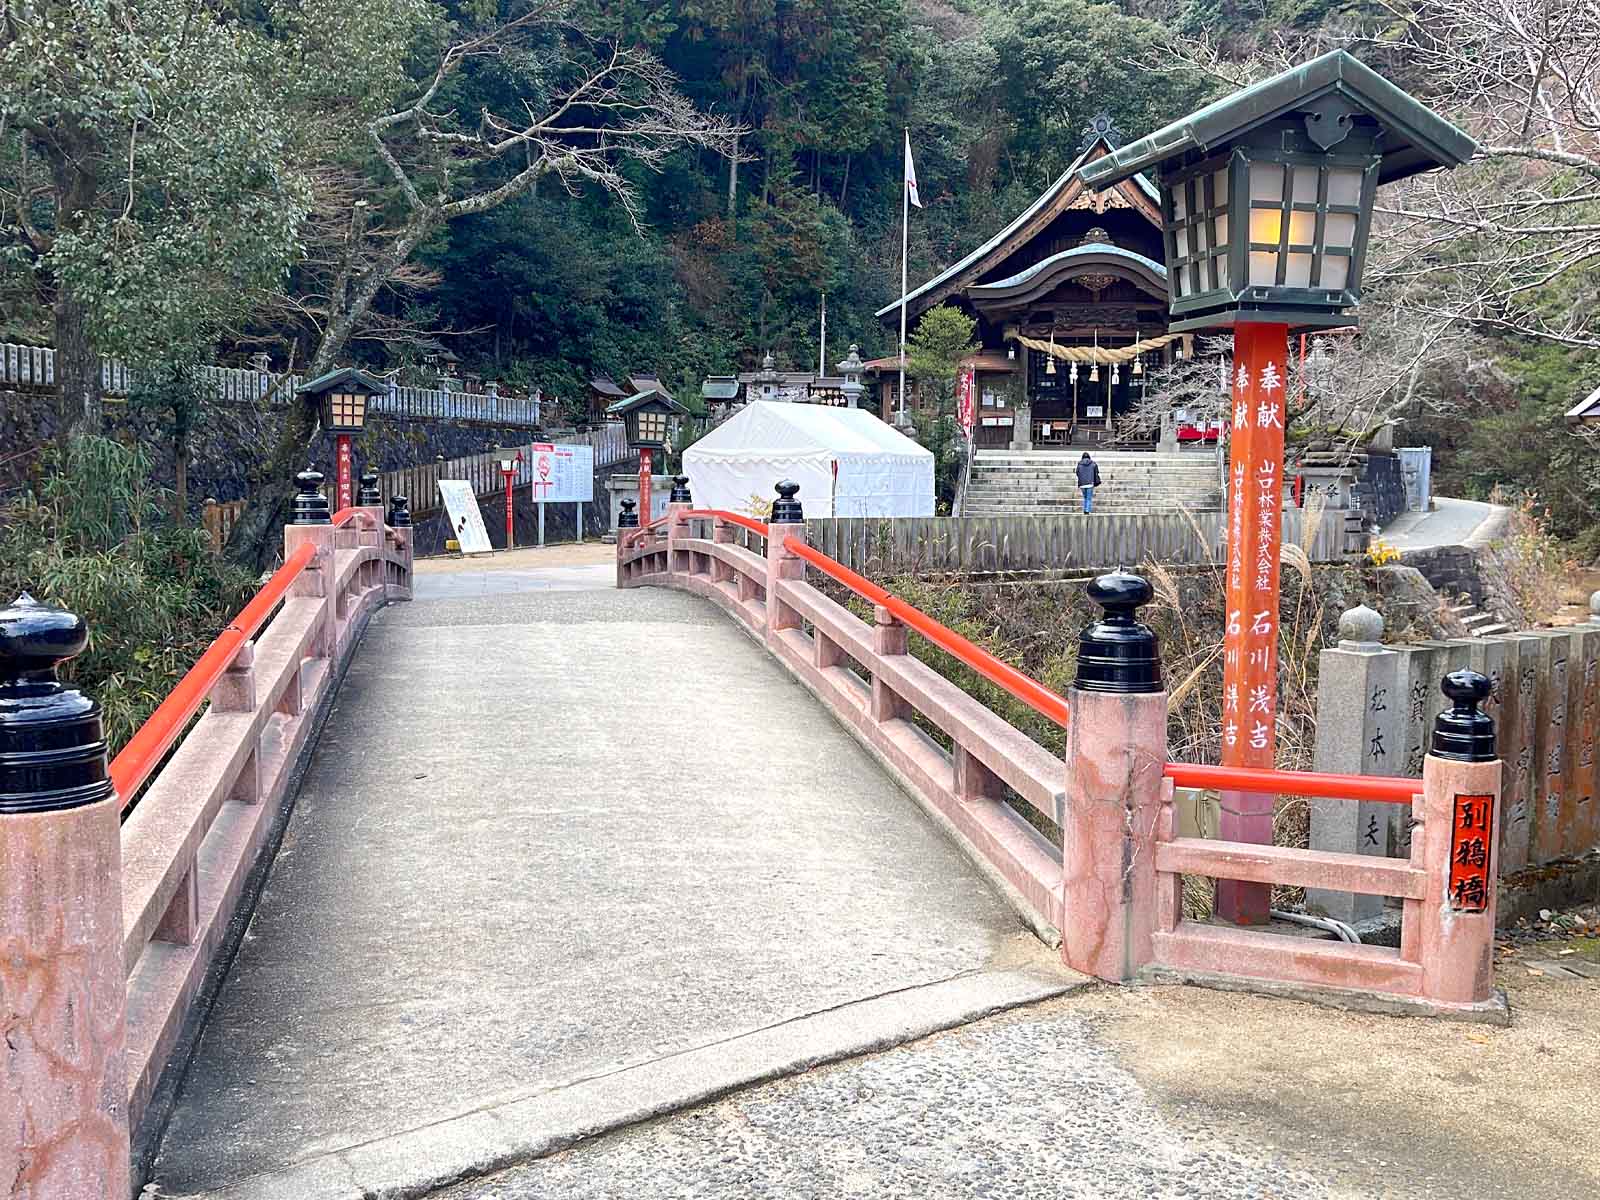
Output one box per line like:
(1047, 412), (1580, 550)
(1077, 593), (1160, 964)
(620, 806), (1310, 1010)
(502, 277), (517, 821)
(412, 541), (615, 573)
(1082, 937), (1600, 1199)
(1549, 566), (1600, 625)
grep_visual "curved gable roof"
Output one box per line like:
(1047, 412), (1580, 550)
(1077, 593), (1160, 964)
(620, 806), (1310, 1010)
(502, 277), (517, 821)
(874, 137), (1161, 324)
(967, 244), (1168, 307)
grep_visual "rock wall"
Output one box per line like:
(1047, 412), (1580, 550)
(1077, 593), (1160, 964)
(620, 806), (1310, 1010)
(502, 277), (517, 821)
(1402, 542), (1530, 629)
(1, 390), (541, 517)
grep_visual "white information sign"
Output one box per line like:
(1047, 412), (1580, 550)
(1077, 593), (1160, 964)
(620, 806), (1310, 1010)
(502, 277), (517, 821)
(437, 479), (494, 555)
(525, 442), (594, 503)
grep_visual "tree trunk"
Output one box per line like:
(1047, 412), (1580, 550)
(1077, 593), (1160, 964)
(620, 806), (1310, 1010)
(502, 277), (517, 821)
(839, 154), (851, 207)
(53, 289), (101, 450)
(225, 395), (314, 573)
(173, 450), (188, 527)
(727, 130), (739, 218)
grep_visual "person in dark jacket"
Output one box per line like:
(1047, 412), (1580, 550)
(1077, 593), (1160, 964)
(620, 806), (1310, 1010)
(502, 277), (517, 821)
(1076, 452), (1101, 513)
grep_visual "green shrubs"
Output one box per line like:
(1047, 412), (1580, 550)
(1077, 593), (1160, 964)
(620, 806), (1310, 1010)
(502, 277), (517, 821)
(0, 437), (256, 755)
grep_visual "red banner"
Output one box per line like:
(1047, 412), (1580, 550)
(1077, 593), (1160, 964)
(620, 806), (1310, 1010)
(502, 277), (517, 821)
(956, 365), (976, 439)
(336, 434), (353, 512)
(1448, 793), (1494, 911)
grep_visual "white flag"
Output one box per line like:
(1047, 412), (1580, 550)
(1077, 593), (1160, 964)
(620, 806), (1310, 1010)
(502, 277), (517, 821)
(904, 130), (922, 209)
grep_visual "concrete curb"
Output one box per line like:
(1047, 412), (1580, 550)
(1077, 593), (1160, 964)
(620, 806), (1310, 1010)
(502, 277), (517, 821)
(175, 966), (1085, 1200)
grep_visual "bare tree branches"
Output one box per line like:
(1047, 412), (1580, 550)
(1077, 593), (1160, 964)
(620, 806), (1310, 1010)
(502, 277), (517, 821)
(275, 13), (740, 377)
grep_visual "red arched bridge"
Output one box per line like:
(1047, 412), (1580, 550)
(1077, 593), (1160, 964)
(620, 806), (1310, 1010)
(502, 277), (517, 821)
(1, 474), (1504, 1200)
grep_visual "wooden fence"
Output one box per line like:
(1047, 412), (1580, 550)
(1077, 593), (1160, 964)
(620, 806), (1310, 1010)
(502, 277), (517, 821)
(201, 499), (248, 554)
(802, 508), (1351, 576)
(1, 341), (542, 427)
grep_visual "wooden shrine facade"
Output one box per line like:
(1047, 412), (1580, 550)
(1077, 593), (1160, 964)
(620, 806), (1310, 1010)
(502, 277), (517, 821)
(876, 126), (1177, 449)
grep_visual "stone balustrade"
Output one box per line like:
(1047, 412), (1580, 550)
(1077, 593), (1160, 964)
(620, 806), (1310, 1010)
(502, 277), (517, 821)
(0, 484), (412, 1197)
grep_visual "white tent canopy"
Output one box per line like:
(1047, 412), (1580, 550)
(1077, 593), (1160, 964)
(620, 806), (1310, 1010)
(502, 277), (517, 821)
(682, 401), (935, 519)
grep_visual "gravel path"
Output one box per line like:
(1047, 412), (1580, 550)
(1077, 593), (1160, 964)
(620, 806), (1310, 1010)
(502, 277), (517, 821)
(432, 1005), (1338, 1200)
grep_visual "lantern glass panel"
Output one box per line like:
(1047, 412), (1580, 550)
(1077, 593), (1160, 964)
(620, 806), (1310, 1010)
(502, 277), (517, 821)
(1327, 168), (1363, 206)
(1249, 162), (1284, 201)
(1250, 208), (1281, 245)
(1285, 252), (1313, 286)
(328, 391), (367, 429)
(1292, 170), (1319, 203)
(1249, 251), (1279, 286)
(1322, 256), (1351, 289)
(1324, 211), (1358, 248)
(1287, 211), (1316, 244)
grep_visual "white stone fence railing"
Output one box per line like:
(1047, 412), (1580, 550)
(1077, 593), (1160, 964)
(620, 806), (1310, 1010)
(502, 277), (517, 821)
(0, 341), (543, 427)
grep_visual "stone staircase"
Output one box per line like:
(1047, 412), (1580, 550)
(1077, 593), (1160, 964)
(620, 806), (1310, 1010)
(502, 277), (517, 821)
(961, 449), (1224, 516)
(1449, 601), (1511, 638)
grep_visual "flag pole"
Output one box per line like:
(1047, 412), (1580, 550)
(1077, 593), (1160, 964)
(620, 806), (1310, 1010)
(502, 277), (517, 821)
(819, 290), (827, 379)
(898, 128), (910, 424)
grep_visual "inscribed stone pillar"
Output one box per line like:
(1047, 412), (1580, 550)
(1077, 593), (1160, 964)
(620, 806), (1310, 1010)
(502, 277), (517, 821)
(1307, 606), (1400, 924)
(1565, 626), (1599, 854)
(1499, 634), (1544, 867)
(1471, 636), (1529, 872)
(1525, 630), (1573, 863)
(1010, 401), (1032, 451)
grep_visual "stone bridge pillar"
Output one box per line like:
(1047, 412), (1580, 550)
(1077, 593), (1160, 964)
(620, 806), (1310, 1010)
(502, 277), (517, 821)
(0, 595), (130, 1198)
(1060, 573), (1170, 983)
(765, 481), (806, 646)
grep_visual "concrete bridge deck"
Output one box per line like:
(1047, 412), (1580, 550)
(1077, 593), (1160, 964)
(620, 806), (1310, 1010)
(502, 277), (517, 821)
(148, 557), (1074, 1199)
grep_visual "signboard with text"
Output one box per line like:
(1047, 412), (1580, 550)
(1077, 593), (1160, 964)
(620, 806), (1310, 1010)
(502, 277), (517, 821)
(437, 479), (494, 554)
(526, 442), (594, 503)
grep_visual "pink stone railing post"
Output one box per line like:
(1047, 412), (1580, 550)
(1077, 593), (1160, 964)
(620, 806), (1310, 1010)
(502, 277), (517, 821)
(765, 481), (806, 644)
(665, 476), (692, 576)
(1414, 671), (1503, 1008)
(0, 596), (130, 1198)
(711, 518), (736, 585)
(1060, 573), (1170, 983)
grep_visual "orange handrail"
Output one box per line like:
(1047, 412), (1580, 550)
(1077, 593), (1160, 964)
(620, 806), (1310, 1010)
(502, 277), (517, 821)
(109, 540), (318, 810)
(783, 535), (1072, 728)
(1164, 762), (1419, 804)
(681, 509), (770, 538)
(331, 507), (378, 529)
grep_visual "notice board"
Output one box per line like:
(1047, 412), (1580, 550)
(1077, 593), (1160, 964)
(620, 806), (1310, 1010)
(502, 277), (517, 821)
(526, 442), (595, 503)
(437, 479), (494, 554)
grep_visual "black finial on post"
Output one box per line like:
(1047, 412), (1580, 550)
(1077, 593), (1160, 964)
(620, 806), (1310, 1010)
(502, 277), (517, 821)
(357, 469), (381, 506)
(771, 480), (803, 524)
(1074, 572), (1162, 693)
(617, 498), (639, 528)
(0, 594), (114, 814)
(669, 475), (692, 504)
(1432, 670), (1497, 761)
(387, 494), (411, 528)
(292, 466), (331, 525)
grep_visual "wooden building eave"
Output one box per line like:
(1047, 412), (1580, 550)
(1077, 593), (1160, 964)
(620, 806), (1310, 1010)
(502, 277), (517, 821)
(874, 139), (1163, 327)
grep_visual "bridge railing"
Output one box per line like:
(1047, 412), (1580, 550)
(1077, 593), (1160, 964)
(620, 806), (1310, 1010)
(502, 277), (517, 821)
(620, 481), (1506, 1023)
(0, 471), (414, 1193)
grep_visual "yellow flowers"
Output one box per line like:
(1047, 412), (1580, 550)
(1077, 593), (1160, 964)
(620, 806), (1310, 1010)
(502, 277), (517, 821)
(1366, 539), (1401, 567)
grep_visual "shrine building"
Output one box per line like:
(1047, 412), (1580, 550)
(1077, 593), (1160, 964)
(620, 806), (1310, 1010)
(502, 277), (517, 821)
(874, 119), (1189, 450)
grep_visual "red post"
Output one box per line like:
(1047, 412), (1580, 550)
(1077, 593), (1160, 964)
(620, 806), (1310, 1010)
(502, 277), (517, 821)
(335, 433), (353, 512)
(501, 469), (516, 549)
(638, 448), (653, 524)
(1215, 320), (1289, 925)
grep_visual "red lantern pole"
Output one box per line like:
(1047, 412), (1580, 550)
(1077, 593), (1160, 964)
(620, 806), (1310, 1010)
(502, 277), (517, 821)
(1214, 320), (1289, 926)
(638, 447), (652, 524)
(336, 433), (353, 512)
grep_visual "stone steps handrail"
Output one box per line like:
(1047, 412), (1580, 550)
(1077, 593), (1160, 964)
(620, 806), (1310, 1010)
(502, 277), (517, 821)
(621, 483), (1507, 1023)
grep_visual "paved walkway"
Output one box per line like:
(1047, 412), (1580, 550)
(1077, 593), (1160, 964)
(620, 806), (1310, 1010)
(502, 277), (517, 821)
(150, 561), (1072, 1199)
(1383, 496), (1503, 550)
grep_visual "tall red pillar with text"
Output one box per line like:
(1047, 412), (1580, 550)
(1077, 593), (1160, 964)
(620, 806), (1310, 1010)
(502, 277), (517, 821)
(336, 433), (353, 512)
(1214, 321), (1289, 925)
(639, 449), (652, 525)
